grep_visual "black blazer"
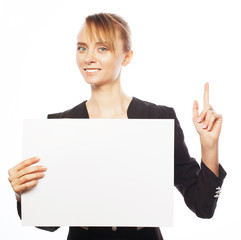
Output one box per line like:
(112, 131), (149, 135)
(17, 97), (226, 240)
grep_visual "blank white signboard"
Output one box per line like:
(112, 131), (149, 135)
(22, 119), (174, 227)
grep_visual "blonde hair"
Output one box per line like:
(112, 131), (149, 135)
(84, 13), (132, 53)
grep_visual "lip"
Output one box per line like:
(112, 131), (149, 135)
(83, 68), (101, 76)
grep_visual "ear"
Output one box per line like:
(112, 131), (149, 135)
(122, 50), (133, 66)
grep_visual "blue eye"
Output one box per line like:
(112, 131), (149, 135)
(77, 46), (87, 52)
(98, 47), (108, 52)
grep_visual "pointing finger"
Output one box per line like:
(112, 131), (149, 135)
(204, 82), (209, 107)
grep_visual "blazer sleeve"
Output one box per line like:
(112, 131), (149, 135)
(170, 107), (226, 218)
(17, 201), (60, 232)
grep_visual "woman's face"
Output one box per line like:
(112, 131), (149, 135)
(76, 26), (132, 86)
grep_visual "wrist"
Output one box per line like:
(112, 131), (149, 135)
(201, 141), (219, 177)
(200, 135), (219, 149)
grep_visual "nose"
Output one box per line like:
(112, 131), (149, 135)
(84, 50), (96, 64)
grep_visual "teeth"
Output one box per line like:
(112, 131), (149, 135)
(85, 69), (100, 73)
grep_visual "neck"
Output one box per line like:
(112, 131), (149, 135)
(86, 79), (132, 118)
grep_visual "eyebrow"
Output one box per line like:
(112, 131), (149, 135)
(77, 42), (87, 46)
(77, 41), (109, 46)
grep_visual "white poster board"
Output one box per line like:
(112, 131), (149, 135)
(22, 119), (174, 227)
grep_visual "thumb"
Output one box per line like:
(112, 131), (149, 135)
(193, 100), (199, 122)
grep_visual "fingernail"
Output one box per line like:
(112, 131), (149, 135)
(41, 165), (47, 169)
(208, 126), (211, 131)
(202, 124), (207, 129)
(34, 156), (40, 160)
(198, 117), (202, 123)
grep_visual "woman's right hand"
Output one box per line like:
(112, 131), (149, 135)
(8, 157), (47, 202)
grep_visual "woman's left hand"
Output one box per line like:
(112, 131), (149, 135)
(192, 82), (223, 147)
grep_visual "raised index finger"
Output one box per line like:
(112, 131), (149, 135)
(203, 82), (209, 107)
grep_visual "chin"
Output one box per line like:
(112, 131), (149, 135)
(84, 77), (113, 87)
(84, 79), (105, 87)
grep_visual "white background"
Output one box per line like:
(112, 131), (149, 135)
(0, 0), (240, 239)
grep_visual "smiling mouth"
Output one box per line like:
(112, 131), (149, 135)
(84, 68), (101, 73)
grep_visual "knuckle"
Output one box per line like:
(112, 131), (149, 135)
(200, 113), (204, 120)
(37, 166), (43, 171)
(208, 109), (214, 116)
(211, 114), (216, 121)
(13, 185), (18, 192)
(23, 182), (33, 189)
(20, 168), (28, 176)
(18, 169), (24, 176)
(37, 172), (43, 178)
(22, 158), (32, 167)
(22, 183), (27, 190)
(205, 111), (210, 119)
(22, 175), (28, 182)
(20, 159), (26, 166)
(208, 116), (213, 123)
(25, 160), (31, 167)
(8, 176), (12, 183)
(208, 104), (212, 109)
(27, 180), (38, 189)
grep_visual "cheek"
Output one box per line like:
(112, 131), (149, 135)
(102, 55), (123, 71)
(112, 58), (124, 74)
(76, 54), (85, 76)
(76, 53), (85, 67)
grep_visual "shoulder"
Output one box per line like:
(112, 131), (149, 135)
(47, 100), (88, 119)
(129, 97), (177, 119)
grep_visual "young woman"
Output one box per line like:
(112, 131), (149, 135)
(8, 13), (226, 240)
